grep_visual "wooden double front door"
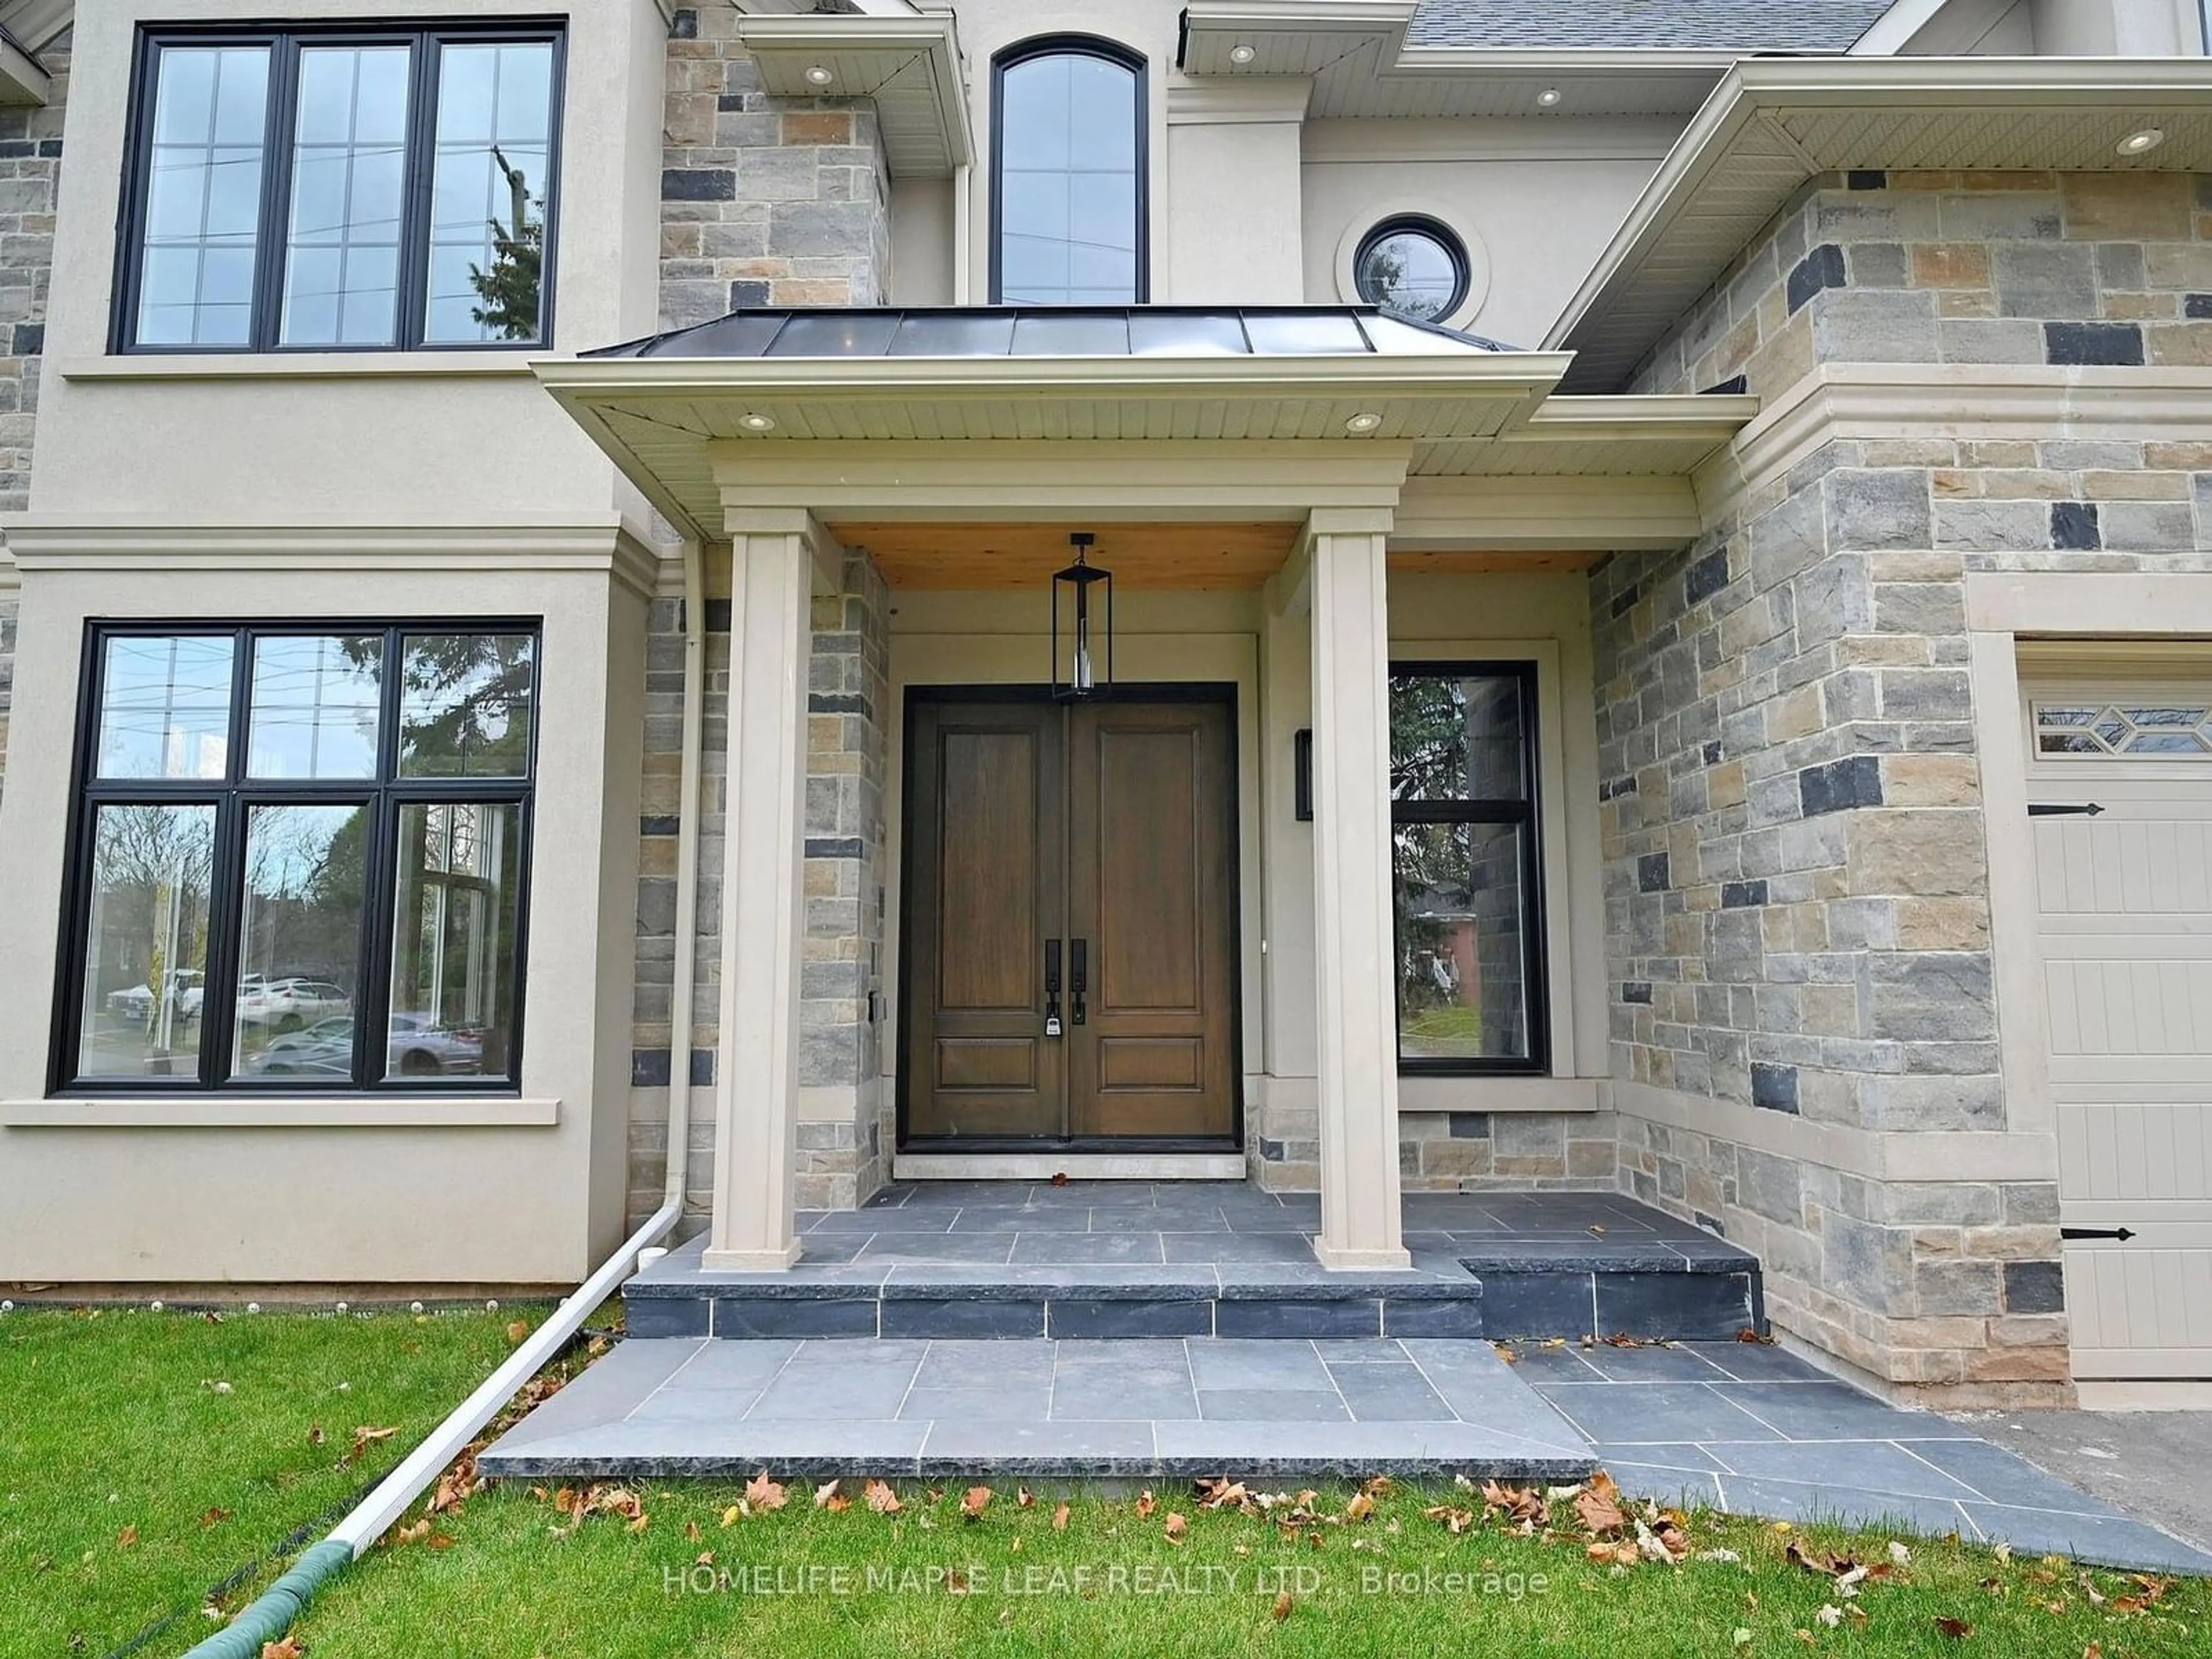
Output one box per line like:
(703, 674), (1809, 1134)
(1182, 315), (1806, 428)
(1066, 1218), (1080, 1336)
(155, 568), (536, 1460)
(903, 691), (1240, 1145)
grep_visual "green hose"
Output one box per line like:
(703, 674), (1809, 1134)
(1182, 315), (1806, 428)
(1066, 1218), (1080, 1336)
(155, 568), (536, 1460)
(176, 1539), (355, 1658)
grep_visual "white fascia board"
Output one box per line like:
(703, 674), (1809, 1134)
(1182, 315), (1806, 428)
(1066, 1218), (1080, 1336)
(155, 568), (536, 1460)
(1545, 55), (2212, 357)
(1184, 1), (1419, 35)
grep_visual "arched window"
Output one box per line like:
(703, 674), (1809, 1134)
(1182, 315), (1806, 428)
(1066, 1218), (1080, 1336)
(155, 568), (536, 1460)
(991, 37), (1146, 305)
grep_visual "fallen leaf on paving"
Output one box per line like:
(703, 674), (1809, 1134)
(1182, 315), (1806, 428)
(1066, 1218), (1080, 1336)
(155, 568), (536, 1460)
(1935, 1617), (1974, 1640)
(1494, 1344), (1521, 1364)
(1736, 1328), (1762, 1343)
(1272, 1591), (1294, 1622)
(864, 1479), (902, 1515)
(962, 1487), (992, 1521)
(199, 1508), (233, 1528)
(745, 1472), (787, 1513)
(1052, 1502), (1070, 1531)
(1050, 1172), (1069, 1186)
(1164, 1513), (1187, 1543)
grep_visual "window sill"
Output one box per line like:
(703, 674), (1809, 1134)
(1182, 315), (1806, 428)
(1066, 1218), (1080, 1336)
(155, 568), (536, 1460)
(0, 1097), (560, 1128)
(1395, 1075), (1600, 1113)
(58, 353), (547, 382)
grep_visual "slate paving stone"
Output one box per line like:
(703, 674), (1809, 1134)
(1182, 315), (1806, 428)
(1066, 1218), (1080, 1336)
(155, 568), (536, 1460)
(1713, 1380), (1979, 1442)
(901, 1385), (1053, 1424)
(1569, 1343), (1733, 1382)
(1595, 1271), (1755, 1338)
(914, 1340), (1058, 1390)
(921, 1419), (1158, 1475)
(1050, 1371), (1199, 1422)
(1046, 1299), (1212, 1339)
(1480, 1272), (1598, 1340)
(1896, 1437), (2115, 1516)
(1187, 1339), (1332, 1391)
(642, 1387), (772, 1425)
(1678, 1341), (1828, 1382)
(1588, 1441), (1729, 1473)
(1607, 1465), (1726, 1509)
(1198, 1388), (1350, 1422)
(854, 1233), (1016, 1264)
(947, 1206), (1097, 1233)
(1009, 1232), (1167, 1264)
(659, 1340), (800, 1391)
(1718, 1477), (1975, 1538)
(1535, 1381), (1782, 1444)
(747, 1354), (925, 1421)
(1163, 1232), (1315, 1263)
(1324, 1362), (1456, 1422)
(1710, 1440), (1982, 1502)
(807, 1210), (953, 1234)
(1960, 1504), (2212, 1574)
(1493, 1342), (1607, 1381)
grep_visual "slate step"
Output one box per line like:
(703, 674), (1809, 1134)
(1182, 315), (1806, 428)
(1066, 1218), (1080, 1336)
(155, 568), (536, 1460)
(1457, 1237), (1765, 1343)
(478, 1335), (1599, 1482)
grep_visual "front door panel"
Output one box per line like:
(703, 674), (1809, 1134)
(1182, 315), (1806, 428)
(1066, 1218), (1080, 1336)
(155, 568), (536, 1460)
(903, 700), (1065, 1138)
(1066, 700), (1238, 1138)
(902, 691), (1238, 1146)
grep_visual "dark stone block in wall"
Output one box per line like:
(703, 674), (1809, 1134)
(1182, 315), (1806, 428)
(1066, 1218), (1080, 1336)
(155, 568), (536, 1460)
(1700, 374), (1748, 396)
(1600, 775), (1639, 801)
(2004, 1260), (2066, 1315)
(691, 1050), (716, 1088)
(1722, 880), (1769, 909)
(730, 280), (772, 309)
(1621, 982), (1654, 1005)
(2188, 294), (2212, 320)
(704, 599), (734, 633)
(804, 838), (864, 859)
(808, 692), (873, 717)
(2051, 501), (2101, 551)
(1786, 244), (1848, 315)
(1685, 549), (1732, 604)
(1448, 1112), (1491, 1140)
(1703, 741), (1725, 766)
(2044, 321), (2143, 367)
(1846, 169), (1887, 191)
(1751, 1063), (1800, 1115)
(632, 1048), (673, 1088)
(1259, 1138), (1286, 1162)
(36, 138), (60, 158)
(1800, 755), (1884, 818)
(662, 168), (736, 202)
(1638, 853), (1671, 892)
(641, 815), (681, 838)
(10, 323), (41, 357)
(669, 8), (699, 38)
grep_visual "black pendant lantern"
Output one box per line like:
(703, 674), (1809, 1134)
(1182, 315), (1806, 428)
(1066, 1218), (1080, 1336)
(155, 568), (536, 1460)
(1051, 532), (1113, 701)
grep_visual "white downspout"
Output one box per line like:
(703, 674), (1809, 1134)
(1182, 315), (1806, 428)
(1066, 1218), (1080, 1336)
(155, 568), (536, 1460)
(954, 161), (972, 304)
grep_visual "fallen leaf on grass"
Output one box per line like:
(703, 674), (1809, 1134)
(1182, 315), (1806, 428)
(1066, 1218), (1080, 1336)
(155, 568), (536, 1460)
(1272, 1592), (1294, 1622)
(1572, 1472), (1626, 1537)
(1343, 1492), (1375, 1523)
(1196, 1478), (1252, 1512)
(199, 1508), (233, 1528)
(1135, 1490), (1158, 1520)
(1052, 1503), (1070, 1532)
(720, 1505), (744, 1528)
(1017, 1487), (1034, 1509)
(815, 1480), (849, 1513)
(1586, 1540), (1639, 1567)
(425, 1533), (456, 1551)
(746, 1472), (788, 1513)
(1425, 1505), (1476, 1535)
(1163, 1513), (1187, 1544)
(349, 1426), (399, 1461)
(1935, 1617), (1975, 1640)
(306, 1426), (324, 1448)
(864, 1479), (902, 1515)
(684, 1521), (702, 1543)
(262, 1639), (305, 1659)
(394, 1520), (432, 1546)
(116, 1527), (138, 1548)
(1816, 1605), (1843, 1628)
(962, 1487), (993, 1521)
(505, 1319), (531, 1343)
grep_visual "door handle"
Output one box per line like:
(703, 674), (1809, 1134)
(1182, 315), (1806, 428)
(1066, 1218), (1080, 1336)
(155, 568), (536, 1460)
(1044, 938), (1063, 1037)
(1070, 938), (1088, 1026)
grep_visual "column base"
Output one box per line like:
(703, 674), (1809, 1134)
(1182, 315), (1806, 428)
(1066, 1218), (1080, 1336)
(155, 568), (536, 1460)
(1312, 1240), (1414, 1272)
(701, 1242), (803, 1272)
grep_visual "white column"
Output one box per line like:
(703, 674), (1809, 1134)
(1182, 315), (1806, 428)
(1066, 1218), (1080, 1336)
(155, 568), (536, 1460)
(1305, 509), (1411, 1270)
(702, 512), (816, 1271)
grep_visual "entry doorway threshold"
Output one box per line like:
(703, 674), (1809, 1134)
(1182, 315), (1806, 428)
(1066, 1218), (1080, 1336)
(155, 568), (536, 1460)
(893, 1152), (1247, 1181)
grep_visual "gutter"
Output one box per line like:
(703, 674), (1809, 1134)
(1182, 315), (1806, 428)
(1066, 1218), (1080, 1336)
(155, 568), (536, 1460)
(179, 537), (713, 1657)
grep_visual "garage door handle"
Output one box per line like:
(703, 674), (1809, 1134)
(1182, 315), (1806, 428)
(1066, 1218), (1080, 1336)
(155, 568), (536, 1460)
(2029, 803), (2105, 817)
(2062, 1226), (2136, 1241)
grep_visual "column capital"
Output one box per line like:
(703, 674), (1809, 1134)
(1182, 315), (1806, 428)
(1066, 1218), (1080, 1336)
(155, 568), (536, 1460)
(722, 506), (819, 539)
(1305, 505), (1395, 539)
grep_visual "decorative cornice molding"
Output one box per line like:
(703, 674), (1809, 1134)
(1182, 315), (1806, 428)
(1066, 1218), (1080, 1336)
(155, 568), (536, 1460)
(1, 518), (669, 598)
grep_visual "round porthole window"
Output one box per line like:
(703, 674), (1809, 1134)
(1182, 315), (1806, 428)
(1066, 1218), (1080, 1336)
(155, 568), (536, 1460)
(1353, 217), (1469, 324)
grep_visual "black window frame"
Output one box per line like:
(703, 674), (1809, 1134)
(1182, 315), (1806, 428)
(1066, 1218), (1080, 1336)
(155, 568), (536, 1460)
(51, 619), (542, 1097)
(1353, 214), (1471, 324)
(112, 19), (568, 355)
(1388, 659), (1550, 1077)
(988, 33), (1151, 306)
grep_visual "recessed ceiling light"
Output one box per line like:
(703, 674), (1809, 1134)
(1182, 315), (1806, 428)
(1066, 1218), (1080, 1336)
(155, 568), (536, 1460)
(1345, 412), (1384, 434)
(1229, 43), (1257, 65)
(740, 412), (777, 433)
(804, 64), (835, 86)
(1536, 87), (1563, 108)
(2118, 127), (2165, 156)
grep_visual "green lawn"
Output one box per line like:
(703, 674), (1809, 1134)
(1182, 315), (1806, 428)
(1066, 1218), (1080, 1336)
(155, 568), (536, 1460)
(286, 1473), (2211, 1659)
(0, 1300), (544, 1658)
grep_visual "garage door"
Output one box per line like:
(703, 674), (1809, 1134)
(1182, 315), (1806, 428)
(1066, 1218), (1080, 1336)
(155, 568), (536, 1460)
(2028, 684), (2212, 1380)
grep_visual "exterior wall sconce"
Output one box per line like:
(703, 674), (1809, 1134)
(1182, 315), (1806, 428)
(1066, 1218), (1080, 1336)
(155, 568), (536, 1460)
(1052, 532), (1113, 700)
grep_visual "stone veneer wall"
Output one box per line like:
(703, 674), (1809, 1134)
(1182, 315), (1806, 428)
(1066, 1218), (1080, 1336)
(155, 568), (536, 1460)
(1599, 170), (2212, 1403)
(0, 37), (66, 809)
(626, 551), (892, 1228)
(660, 5), (892, 329)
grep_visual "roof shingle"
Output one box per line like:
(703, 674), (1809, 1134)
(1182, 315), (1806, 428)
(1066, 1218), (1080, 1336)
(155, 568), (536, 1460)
(1405, 0), (1897, 52)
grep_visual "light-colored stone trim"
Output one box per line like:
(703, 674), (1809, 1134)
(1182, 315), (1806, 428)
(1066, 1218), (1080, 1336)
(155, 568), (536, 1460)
(1, 1099), (560, 1127)
(1393, 1076), (1604, 1114)
(58, 354), (540, 381)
